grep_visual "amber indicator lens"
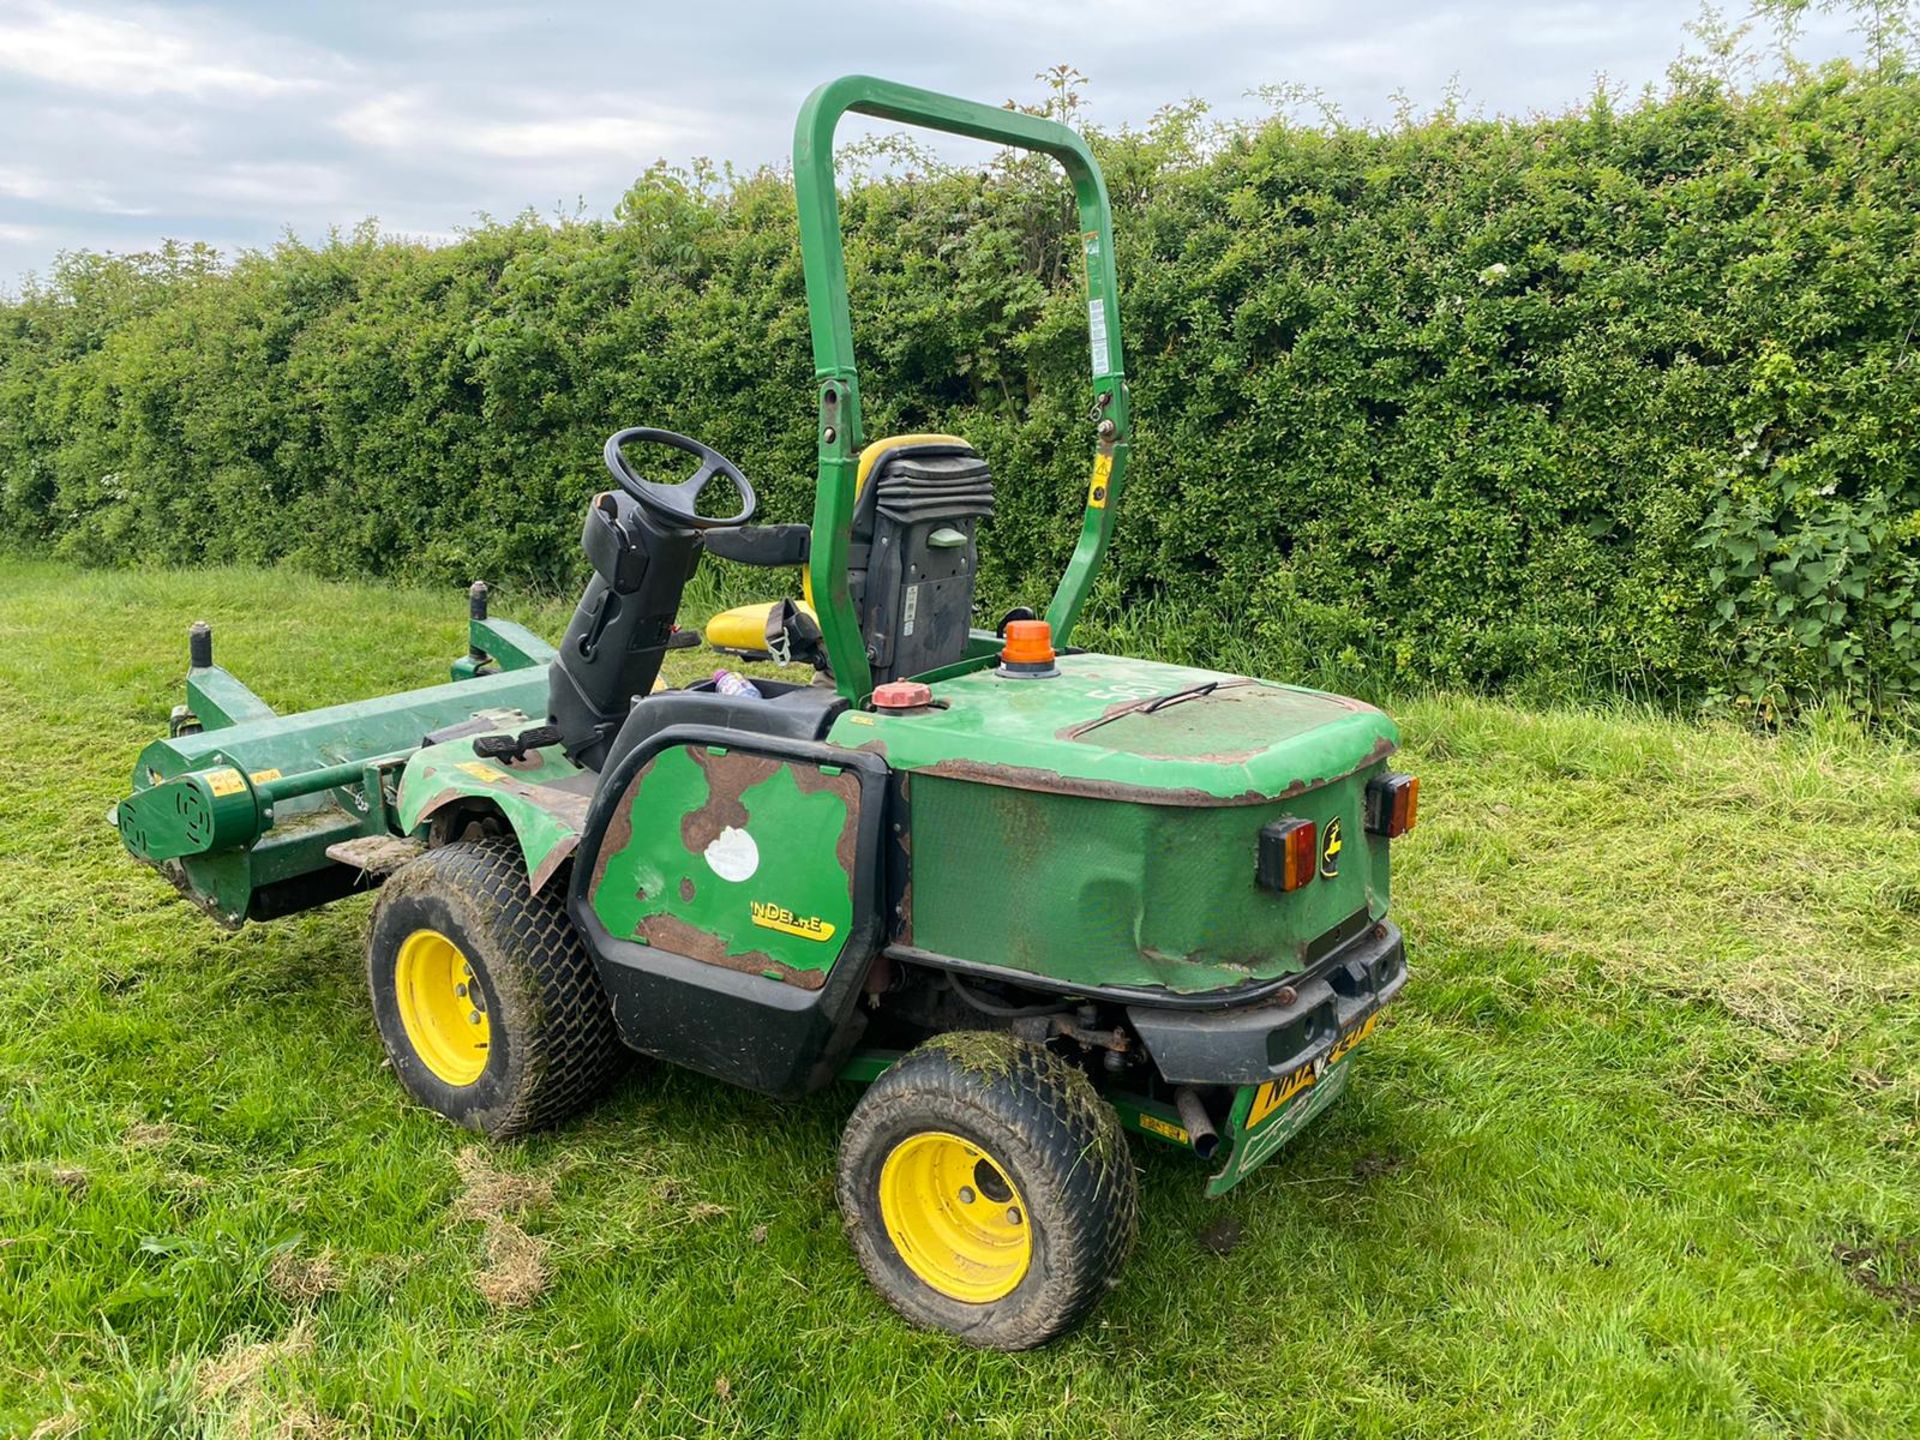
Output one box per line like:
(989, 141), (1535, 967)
(1256, 817), (1318, 893)
(1365, 772), (1420, 838)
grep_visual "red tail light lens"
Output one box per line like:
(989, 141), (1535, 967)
(1256, 817), (1318, 893)
(1366, 772), (1419, 838)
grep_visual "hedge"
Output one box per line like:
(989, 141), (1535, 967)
(4, 64), (1918, 716)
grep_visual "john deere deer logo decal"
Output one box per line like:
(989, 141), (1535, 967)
(1320, 817), (1343, 878)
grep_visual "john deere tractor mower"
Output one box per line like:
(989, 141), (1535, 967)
(112, 76), (1417, 1349)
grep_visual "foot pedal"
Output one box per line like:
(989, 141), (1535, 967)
(473, 723), (564, 762)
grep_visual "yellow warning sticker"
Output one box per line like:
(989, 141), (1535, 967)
(1087, 451), (1112, 510)
(204, 767), (246, 797)
(249, 768), (282, 785)
(454, 761), (505, 784)
(750, 901), (837, 943)
(1138, 1113), (1190, 1144)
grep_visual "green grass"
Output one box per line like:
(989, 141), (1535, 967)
(1, 557), (1916, 1439)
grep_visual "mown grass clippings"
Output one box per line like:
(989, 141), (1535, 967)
(473, 1220), (550, 1311)
(265, 1246), (345, 1305)
(920, 1028), (1026, 1080)
(449, 1147), (553, 1224)
(190, 1318), (332, 1438)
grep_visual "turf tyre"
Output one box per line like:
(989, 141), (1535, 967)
(367, 837), (623, 1138)
(836, 1033), (1139, 1349)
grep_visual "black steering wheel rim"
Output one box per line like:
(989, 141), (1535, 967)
(602, 426), (756, 530)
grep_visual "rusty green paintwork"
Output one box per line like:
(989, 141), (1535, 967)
(587, 745), (861, 988)
(827, 653), (1396, 804)
(905, 768), (1387, 993)
(826, 653), (1396, 993)
(394, 728), (594, 894)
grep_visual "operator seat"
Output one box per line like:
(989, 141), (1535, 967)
(846, 434), (994, 685)
(701, 433), (995, 686)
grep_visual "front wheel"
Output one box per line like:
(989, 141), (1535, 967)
(836, 1034), (1139, 1349)
(366, 838), (624, 1138)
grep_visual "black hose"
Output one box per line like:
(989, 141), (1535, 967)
(947, 973), (1071, 1019)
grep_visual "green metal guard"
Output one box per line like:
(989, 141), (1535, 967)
(792, 76), (1132, 703)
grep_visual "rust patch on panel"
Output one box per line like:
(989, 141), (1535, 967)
(527, 837), (580, 897)
(680, 748), (782, 852)
(640, 914), (827, 991)
(915, 735), (1398, 808)
(589, 758), (652, 896)
(790, 763), (863, 875)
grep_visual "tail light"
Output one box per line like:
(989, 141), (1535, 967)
(1366, 772), (1419, 838)
(1256, 817), (1317, 892)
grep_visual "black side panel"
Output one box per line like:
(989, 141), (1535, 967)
(569, 724), (888, 1097)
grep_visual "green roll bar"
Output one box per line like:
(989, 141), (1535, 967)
(793, 75), (1132, 703)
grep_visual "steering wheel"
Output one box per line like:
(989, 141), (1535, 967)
(602, 427), (756, 530)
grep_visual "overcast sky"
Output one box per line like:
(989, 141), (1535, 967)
(0, 0), (1865, 293)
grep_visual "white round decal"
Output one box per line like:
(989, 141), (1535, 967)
(704, 826), (759, 883)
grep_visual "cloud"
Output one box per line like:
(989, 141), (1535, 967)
(335, 91), (711, 164)
(0, 0), (328, 100)
(0, 0), (1878, 291)
(188, 163), (354, 208)
(0, 166), (53, 201)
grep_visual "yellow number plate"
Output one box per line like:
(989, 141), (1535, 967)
(1245, 1011), (1378, 1131)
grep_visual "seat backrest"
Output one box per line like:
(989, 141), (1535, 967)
(848, 436), (993, 685)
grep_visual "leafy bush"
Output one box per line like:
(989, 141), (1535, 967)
(4, 63), (1919, 716)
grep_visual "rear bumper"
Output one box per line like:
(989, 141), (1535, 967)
(1125, 918), (1406, 1087)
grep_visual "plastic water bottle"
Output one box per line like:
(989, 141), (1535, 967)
(713, 668), (763, 700)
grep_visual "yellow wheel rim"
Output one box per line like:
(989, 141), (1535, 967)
(394, 928), (490, 1087)
(878, 1131), (1031, 1304)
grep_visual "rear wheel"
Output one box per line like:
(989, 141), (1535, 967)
(836, 1034), (1138, 1349)
(367, 838), (624, 1138)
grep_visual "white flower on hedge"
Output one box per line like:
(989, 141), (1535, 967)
(1478, 262), (1510, 285)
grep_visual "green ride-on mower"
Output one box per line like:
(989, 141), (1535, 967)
(111, 76), (1418, 1349)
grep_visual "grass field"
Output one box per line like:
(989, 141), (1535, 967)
(2, 557), (1917, 1439)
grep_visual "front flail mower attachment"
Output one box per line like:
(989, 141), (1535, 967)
(112, 596), (555, 928)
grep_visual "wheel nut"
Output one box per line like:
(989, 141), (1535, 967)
(455, 983), (468, 998)
(1007, 1207), (1023, 1226)
(958, 1186), (976, 1204)
(467, 1010), (482, 1025)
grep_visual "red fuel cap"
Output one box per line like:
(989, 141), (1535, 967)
(872, 680), (933, 711)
